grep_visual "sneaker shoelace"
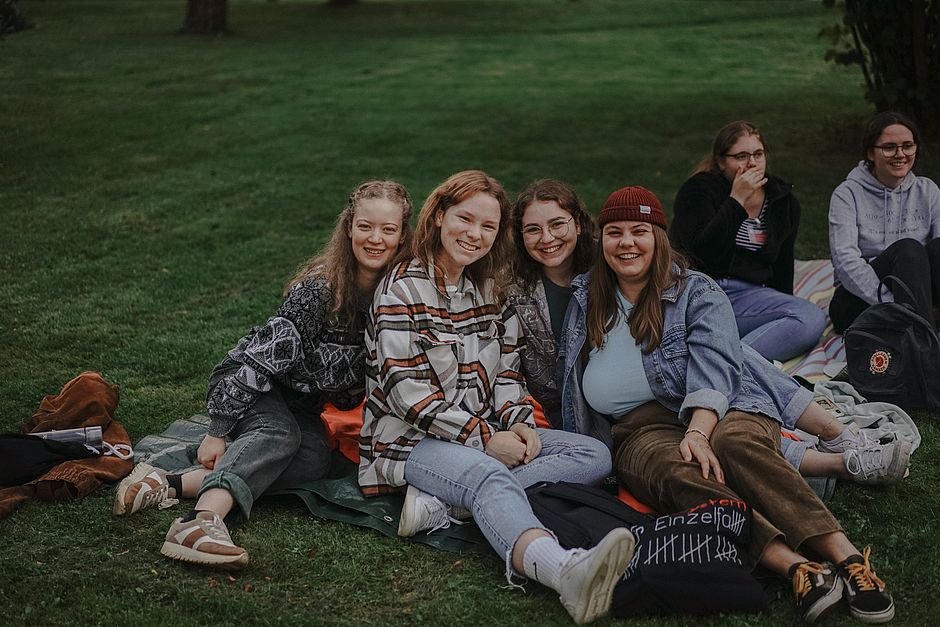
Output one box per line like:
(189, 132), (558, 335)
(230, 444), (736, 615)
(849, 444), (891, 478)
(143, 479), (179, 510)
(845, 547), (886, 593)
(420, 496), (464, 534)
(200, 514), (235, 544)
(792, 562), (826, 600)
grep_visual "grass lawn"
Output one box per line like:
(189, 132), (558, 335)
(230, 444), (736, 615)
(2, 0), (939, 624)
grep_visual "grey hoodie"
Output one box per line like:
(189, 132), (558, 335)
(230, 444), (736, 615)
(828, 161), (940, 304)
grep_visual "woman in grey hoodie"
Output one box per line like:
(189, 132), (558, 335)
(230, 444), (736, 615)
(828, 112), (940, 332)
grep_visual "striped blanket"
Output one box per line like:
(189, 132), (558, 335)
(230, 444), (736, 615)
(781, 259), (846, 382)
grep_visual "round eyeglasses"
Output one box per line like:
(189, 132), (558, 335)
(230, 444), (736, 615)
(873, 142), (917, 158)
(522, 215), (574, 240)
(723, 149), (766, 163)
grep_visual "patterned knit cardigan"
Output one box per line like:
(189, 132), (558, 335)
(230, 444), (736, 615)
(358, 258), (535, 495)
(205, 276), (367, 437)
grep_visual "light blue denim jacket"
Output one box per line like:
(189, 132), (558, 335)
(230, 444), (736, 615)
(558, 267), (814, 448)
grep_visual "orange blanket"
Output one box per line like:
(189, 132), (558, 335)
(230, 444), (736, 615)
(319, 398), (658, 513)
(0, 372), (133, 519)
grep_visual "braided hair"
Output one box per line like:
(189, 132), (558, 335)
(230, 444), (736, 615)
(286, 180), (413, 328)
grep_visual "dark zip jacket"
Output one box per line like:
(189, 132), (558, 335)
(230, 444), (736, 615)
(669, 171), (799, 294)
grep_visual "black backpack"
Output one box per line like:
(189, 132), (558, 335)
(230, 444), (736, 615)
(525, 481), (770, 617)
(844, 276), (940, 411)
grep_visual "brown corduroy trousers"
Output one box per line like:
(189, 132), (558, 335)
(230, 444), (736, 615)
(611, 401), (842, 569)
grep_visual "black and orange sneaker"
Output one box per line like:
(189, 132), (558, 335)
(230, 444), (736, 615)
(838, 548), (895, 623)
(790, 560), (844, 623)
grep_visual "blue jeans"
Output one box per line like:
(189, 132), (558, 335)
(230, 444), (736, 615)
(200, 362), (333, 523)
(403, 428), (611, 557)
(717, 278), (826, 362)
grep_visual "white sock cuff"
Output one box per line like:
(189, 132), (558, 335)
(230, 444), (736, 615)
(521, 535), (567, 590)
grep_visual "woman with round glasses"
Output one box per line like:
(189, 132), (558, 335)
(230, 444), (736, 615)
(507, 179), (597, 428)
(829, 111), (940, 332)
(670, 121), (825, 362)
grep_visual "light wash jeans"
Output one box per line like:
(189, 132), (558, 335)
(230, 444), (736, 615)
(200, 362), (333, 523)
(404, 428), (611, 558)
(717, 278), (826, 362)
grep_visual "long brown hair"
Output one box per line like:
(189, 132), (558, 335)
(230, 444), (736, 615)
(510, 179), (597, 287)
(691, 120), (768, 176)
(404, 170), (513, 301)
(287, 180), (413, 326)
(587, 227), (686, 353)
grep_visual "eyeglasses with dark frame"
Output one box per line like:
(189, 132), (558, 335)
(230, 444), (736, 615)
(723, 149), (766, 163)
(521, 215), (574, 240)
(873, 142), (917, 158)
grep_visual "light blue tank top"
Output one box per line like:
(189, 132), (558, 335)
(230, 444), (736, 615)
(582, 292), (655, 417)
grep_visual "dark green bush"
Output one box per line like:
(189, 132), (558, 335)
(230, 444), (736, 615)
(821, 0), (940, 139)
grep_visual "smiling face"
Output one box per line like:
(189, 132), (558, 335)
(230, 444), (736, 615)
(521, 199), (580, 282)
(601, 219), (656, 301)
(434, 192), (501, 282)
(348, 198), (404, 276)
(868, 123), (916, 188)
(718, 133), (766, 182)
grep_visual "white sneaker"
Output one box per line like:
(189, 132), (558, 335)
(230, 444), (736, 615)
(557, 527), (636, 624)
(818, 423), (868, 454)
(845, 440), (912, 485)
(397, 485), (465, 537)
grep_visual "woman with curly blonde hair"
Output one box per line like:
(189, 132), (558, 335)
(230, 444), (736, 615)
(115, 180), (413, 569)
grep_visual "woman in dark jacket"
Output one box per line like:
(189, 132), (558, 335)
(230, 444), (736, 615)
(113, 180), (413, 569)
(669, 121), (825, 362)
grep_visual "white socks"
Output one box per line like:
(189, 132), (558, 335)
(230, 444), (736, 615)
(522, 536), (568, 590)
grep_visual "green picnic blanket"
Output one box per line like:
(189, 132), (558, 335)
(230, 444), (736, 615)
(132, 415), (490, 554)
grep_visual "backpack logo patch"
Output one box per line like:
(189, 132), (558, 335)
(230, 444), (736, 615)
(870, 350), (891, 375)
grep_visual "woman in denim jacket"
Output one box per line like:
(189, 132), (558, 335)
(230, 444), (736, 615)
(113, 181), (413, 569)
(506, 179), (596, 427)
(559, 185), (896, 624)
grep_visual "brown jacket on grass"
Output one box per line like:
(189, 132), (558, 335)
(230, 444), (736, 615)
(0, 371), (133, 519)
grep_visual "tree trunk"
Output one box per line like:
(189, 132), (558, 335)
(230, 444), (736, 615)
(182, 0), (227, 34)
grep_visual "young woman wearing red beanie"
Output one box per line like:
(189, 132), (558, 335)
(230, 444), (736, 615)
(560, 185), (896, 624)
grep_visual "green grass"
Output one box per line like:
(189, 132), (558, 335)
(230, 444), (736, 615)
(2, 0), (939, 624)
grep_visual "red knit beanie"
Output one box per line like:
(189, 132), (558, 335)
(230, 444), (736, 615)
(598, 186), (667, 230)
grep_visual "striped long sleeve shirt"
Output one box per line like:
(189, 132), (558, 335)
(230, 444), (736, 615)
(358, 259), (535, 495)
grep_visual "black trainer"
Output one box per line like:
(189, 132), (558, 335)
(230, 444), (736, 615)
(790, 560), (844, 623)
(838, 548), (895, 623)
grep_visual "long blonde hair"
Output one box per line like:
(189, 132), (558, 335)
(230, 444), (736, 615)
(287, 180), (413, 327)
(587, 227), (686, 353)
(403, 170), (513, 301)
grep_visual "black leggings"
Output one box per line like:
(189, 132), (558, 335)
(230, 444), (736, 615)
(830, 237), (940, 333)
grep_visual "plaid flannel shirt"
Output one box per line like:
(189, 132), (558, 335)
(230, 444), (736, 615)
(358, 258), (535, 495)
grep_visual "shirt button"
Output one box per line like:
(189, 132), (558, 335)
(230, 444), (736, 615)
(656, 376), (663, 384)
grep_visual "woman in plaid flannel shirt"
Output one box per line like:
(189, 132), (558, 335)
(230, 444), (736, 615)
(358, 170), (635, 624)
